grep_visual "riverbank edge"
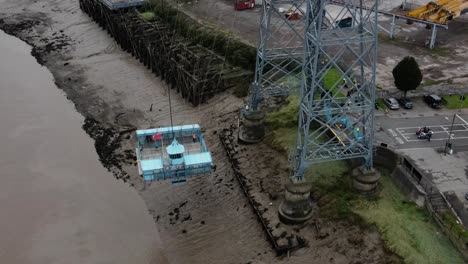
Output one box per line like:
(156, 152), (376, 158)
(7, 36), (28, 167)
(0, 16), (135, 183)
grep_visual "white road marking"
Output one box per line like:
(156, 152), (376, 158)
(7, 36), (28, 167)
(395, 137), (404, 144)
(441, 126), (450, 135)
(387, 128), (397, 137)
(398, 132), (411, 140)
(392, 117), (468, 143)
(399, 130), (448, 136)
(404, 136), (468, 142)
(395, 124), (466, 130)
(442, 128), (468, 133)
(456, 114), (468, 125)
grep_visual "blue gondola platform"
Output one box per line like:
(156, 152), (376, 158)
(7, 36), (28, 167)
(136, 124), (212, 184)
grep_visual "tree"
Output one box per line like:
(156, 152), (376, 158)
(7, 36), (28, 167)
(392, 56), (423, 98)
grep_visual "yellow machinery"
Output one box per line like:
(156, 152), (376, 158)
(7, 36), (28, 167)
(407, 0), (468, 24)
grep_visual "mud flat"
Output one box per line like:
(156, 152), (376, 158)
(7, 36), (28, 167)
(0, 29), (165, 263)
(1, 0), (400, 263)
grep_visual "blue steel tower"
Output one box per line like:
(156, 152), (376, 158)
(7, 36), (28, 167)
(279, 0), (380, 224)
(239, 0), (306, 143)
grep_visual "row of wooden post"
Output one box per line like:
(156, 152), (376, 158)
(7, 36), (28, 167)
(79, 0), (250, 106)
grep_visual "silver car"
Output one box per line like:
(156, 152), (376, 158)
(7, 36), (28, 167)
(384, 98), (400, 110)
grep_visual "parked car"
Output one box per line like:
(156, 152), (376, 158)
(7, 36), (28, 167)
(336, 17), (352, 28)
(384, 98), (400, 110)
(397, 97), (413, 109)
(423, 94), (444, 109)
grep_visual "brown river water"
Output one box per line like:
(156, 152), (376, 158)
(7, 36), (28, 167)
(0, 30), (168, 263)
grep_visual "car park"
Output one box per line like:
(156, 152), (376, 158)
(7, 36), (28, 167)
(397, 97), (413, 109)
(423, 94), (444, 109)
(384, 98), (400, 110)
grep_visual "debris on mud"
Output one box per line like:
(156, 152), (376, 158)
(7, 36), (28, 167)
(82, 117), (129, 180)
(0, 19), (41, 35)
(0, 18), (71, 65)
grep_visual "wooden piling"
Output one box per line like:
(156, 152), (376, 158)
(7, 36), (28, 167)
(79, 0), (251, 106)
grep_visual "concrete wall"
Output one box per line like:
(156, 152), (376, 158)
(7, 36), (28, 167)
(375, 145), (399, 172)
(391, 166), (426, 206)
(373, 146), (426, 206)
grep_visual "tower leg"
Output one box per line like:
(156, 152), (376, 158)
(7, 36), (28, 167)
(238, 110), (265, 144)
(352, 166), (381, 193)
(278, 182), (313, 224)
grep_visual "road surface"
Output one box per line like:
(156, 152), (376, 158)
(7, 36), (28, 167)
(376, 112), (468, 149)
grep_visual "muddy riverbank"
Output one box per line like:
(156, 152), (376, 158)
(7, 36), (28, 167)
(0, 29), (165, 263)
(0, 0), (399, 263)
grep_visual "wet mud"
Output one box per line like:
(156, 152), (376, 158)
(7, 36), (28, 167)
(220, 127), (400, 263)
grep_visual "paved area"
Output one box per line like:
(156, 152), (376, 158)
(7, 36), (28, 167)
(375, 97), (468, 149)
(377, 113), (468, 149)
(398, 148), (468, 224)
(398, 148), (468, 195)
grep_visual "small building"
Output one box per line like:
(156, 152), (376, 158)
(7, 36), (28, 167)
(136, 124), (212, 184)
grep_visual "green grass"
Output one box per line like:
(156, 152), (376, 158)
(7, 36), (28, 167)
(323, 68), (346, 98)
(420, 79), (445, 87)
(277, 73), (302, 91)
(376, 98), (387, 111)
(442, 95), (468, 109)
(442, 211), (468, 242)
(265, 97), (355, 218)
(140, 12), (156, 21)
(268, 127), (298, 153)
(274, 68), (346, 98)
(353, 176), (464, 264)
(305, 160), (354, 218)
(266, 95), (464, 262)
(265, 95), (300, 130)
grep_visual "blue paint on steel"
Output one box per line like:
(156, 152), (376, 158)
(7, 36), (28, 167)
(100, 0), (148, 10)
(166, 139), (185, 155)
(136, 124), (211, 183)
(137, 124), (200, 136)
(340, 117), (350, 128)
(184, 152), (212, 166)
(140, 158), (163, 171)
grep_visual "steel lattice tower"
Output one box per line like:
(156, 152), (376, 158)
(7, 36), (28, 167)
(249, 0), (307, 109)
(279, 0), (379, 223)
(240, 0), (308, 143)
(295, 0), (378, 174)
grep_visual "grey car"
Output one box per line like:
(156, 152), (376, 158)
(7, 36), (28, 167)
(384, 98), (400, 110)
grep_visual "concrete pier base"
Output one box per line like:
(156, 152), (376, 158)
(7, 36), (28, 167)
(238, 110), (265, 144)
(352, 166), (381, 193)
(278, 182), (313, 225)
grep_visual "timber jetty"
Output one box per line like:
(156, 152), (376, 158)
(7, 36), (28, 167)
(79, 0), (251, 106)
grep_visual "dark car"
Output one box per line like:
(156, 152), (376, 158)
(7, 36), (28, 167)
(397, 97), (413, 109)
(384, 98), (399, 110)
(336, 17), (352, 28)
(423, 94), (444, 109)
